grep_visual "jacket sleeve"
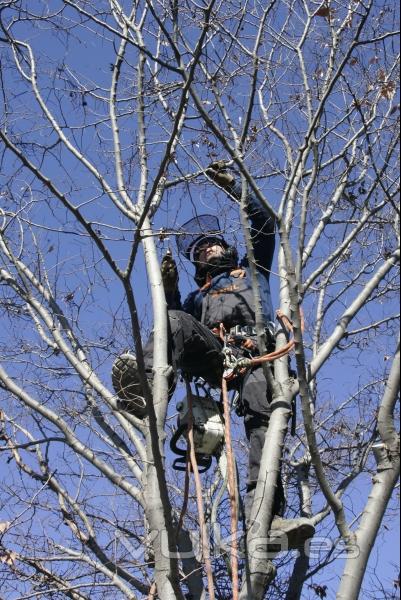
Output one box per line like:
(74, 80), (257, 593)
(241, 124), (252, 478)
(182, 291), (198, 317)
(228, 181), (276, 274)
(165, 288), (182, 310)
(165, 288), (198, 316)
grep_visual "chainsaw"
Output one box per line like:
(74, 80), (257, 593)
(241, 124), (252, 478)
(170, 380), (225, 472)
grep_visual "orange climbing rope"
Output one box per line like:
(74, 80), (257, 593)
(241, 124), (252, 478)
(251, 309), (299, 365)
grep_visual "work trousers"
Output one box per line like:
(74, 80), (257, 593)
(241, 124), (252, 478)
(143, 310), (284, 518)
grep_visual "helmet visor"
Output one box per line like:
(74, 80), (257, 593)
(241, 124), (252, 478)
(176, 214), (224, 260)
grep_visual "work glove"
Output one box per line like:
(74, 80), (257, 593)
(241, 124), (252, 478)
(161, 250), (179, 293)
(206, 160), (235, 188)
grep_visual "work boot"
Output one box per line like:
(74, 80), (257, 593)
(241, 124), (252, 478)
(270, 516), (315, 551)
(111, 353), (147, 419)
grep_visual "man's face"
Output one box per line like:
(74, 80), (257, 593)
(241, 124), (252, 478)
(194, 239), (225, 265)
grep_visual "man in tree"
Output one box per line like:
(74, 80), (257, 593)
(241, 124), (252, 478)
(112, 162), (315, 549)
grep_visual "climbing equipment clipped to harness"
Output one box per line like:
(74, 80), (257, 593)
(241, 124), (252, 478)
(169, 309), (301, 470)
(218, 308), (302, 382)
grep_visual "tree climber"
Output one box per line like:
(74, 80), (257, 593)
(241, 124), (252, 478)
(112, 162), (315, 549)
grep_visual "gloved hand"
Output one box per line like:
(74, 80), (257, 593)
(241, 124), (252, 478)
(161, 250), (179, 293)
(206, 160), (235, 188)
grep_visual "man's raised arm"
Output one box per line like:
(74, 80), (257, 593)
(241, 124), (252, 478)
(206, 162), (276, 274)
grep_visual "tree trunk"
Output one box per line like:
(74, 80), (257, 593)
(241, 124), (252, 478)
(239, 399), (292, 599)
(336, 460), (400, 600)
(337, 341), (400, 600)
(141, 219), (185, 599)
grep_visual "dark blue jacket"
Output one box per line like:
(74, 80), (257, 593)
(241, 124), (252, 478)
(167, 183), (275, 330)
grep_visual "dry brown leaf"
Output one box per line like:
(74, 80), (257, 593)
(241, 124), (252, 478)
(380, 81), (396, 100)
(314, 5), (334, 18)
(377, 69), (387, 82)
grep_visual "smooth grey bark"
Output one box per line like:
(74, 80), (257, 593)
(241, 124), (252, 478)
(336, 457), (400, 600)
(237, 177), (290, 599)
(176, 527), (205, 599)
(377, 339), (401, 450)
(239, 228), (293, 597)
(336, 341), (400, 600)
(136, 221), (185, 600)
(280, 224), (353, 542)
(239, 400), (291, 600)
